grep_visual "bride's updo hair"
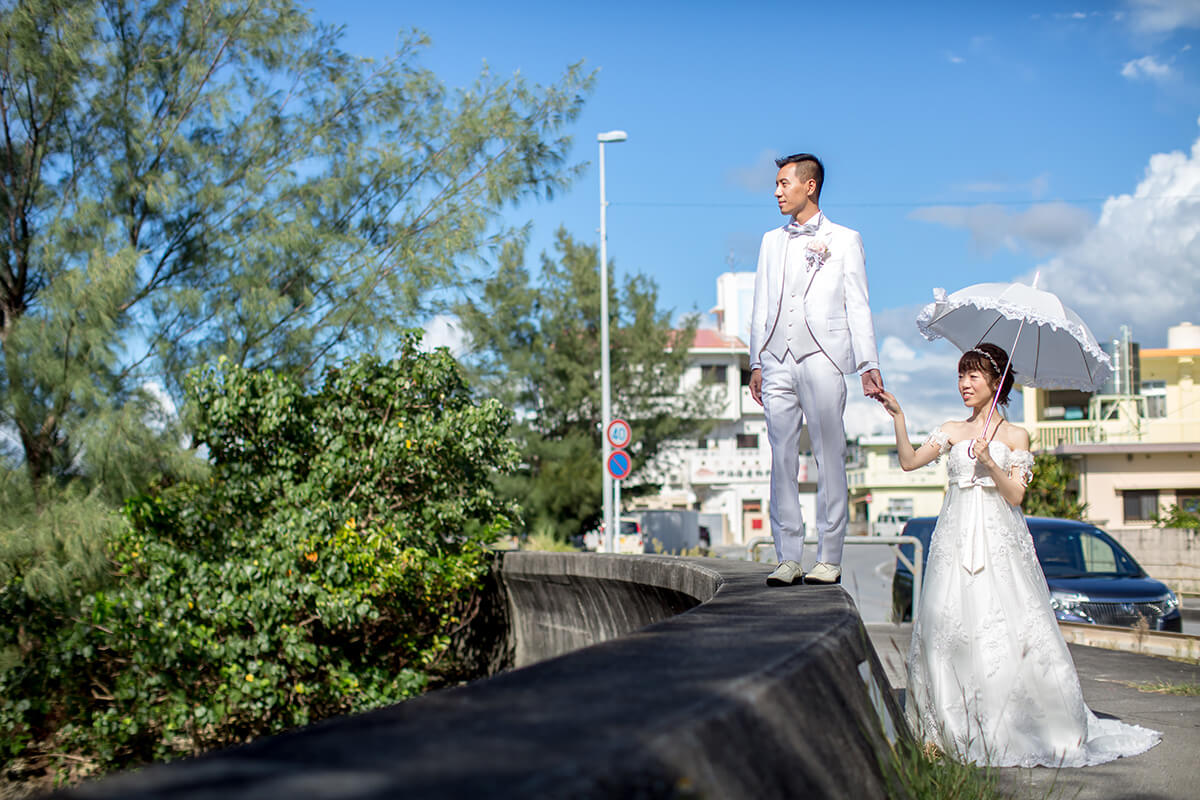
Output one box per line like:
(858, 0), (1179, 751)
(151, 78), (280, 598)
(958, 342), (1015, 406)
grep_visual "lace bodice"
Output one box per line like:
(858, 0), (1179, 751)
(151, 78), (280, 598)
(926, 427), (1034, 489)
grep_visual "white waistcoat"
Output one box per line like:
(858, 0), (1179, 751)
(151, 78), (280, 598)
(763, 235), (819, 362)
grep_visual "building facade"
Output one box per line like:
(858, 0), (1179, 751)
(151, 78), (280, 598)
(1021, 321), (1200, 528)
(847, 435), (948, 533)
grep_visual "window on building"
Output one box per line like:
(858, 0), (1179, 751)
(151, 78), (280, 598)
(887, 449), (901, 469)
(736, 433), (759, 449)
(700, 365), (727, 385)
(740, 368), (753, 387)
(1141, 380), (1167, 418)
(696, 437), (708, 449)
(1177, 491), (1200, 515)
(1123, 490), (1159, 523)
(1043, 389), (1091, 421)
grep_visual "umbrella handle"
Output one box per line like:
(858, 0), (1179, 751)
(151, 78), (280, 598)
(968, 282), (1034, 461)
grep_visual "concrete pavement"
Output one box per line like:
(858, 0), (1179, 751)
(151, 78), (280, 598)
(866, 623), (1200, 800)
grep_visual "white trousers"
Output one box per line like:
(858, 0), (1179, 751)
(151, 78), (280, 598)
(761, 351), (848, 565)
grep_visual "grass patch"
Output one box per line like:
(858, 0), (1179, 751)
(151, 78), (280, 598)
(519, 524), (578, 553)
(1128, 680), (1200, 696)
(886, 737), (1007, 800)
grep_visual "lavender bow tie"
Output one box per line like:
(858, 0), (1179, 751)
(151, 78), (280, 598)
(786, 221), (818, 237)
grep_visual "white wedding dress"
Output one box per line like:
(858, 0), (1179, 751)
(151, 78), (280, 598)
(905, 430), (1161, 767)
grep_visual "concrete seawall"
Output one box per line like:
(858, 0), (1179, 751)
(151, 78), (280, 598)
(61, 552), (908, 799)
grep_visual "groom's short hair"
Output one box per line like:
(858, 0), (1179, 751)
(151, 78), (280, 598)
(775, 153), (824, 200)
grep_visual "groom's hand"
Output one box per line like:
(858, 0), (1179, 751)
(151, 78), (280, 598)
(861, 369), (884, 398)
(749, 368), (763, 406)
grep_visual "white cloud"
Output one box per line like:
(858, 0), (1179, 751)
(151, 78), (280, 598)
(1027, 121), (1200, 349)
(880, 336), (917, 363)
(140, 381), (178, 421)
(1126, 0), (1200, 33)
(910, 202), (1094, 254)
(725, 148), (779, 194)
(1121, 54), (1174, 80)
(957, 173), (1050, 197)
(422, 314), (470, 357)
(946, 53), (965, 64)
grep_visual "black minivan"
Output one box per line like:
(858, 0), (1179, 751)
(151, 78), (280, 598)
(892, 516), (1182, 632)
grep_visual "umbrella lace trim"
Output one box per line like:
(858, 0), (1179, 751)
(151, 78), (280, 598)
(916, 288), (1113, 391)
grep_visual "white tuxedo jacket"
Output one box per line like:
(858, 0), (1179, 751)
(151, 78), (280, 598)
(748, 216), (879, 376)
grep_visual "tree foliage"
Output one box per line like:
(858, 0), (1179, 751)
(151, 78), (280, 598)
(0, 0), (591, 494)
(457, 229), (712, 541)
(1023, 453), (1086, 520)
(0, 340), (516, 779)
(1155, 503), (1200, 531)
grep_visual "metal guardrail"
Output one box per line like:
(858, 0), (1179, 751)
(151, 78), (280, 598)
(745, 535), (925, 619)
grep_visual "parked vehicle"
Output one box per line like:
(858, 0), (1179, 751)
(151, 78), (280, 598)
(892, 516), (1182, 632)
(871, 513), (909, 537)
(583, 517), (644, 554)
(639, 509), (702, 554)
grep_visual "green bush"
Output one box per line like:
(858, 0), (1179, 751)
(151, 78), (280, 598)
(0, 337), (517, 779)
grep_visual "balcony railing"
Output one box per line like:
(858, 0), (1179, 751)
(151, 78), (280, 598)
(689, 451), (809, 484)
(1031, 416), (1200, 450)
(847, 467), (945, 489)
(1032, 421), (1106, 451)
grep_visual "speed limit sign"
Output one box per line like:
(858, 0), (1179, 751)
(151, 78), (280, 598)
(606, 419), (632, 449)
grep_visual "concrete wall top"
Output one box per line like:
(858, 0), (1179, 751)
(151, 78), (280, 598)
(60, 553), (907, 800)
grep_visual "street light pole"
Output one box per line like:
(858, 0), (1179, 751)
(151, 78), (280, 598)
(597, 130), (626, 553)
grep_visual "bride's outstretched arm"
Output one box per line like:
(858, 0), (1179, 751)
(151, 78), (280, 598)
(876, 391), (943, 471)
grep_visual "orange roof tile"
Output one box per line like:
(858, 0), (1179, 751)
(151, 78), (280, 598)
(689, 329), (747, 349)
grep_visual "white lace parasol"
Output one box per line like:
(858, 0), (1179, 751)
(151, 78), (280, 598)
(916, 279), (1113, 392)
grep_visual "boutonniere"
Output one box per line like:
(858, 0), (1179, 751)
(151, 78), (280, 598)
(804, 239), (830, 270)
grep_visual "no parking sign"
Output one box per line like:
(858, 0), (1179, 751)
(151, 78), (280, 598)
(606, 449), (633, 480)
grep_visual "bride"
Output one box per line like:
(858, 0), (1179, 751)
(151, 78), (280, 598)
(876, 343), (1160, 767)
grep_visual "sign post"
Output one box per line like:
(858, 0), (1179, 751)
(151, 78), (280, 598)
(604, 419), (633, 551)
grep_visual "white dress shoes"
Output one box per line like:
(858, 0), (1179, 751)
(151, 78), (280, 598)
(766, 560), (805, 586)
(804, 562), (842, 585)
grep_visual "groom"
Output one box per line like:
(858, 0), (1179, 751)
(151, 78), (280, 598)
(748, 153), (883, 586)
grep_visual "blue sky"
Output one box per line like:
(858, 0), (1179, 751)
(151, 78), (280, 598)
(307, 0), (1200, 434)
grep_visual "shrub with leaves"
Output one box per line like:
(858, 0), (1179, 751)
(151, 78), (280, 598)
(0, 337), (516, 778)
(1023, 453), (1086, 520)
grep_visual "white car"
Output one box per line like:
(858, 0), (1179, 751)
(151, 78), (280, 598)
(872, 513), (910, 538)
(584, 517), (644, 554)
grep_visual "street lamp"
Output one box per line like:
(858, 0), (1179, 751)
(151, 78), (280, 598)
(598, 129), (626, 553)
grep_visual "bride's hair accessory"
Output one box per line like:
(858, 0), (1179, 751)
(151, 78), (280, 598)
(967, 347), (1001, 376)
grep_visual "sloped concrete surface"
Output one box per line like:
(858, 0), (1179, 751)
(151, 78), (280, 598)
(57, 554), (908, 800)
